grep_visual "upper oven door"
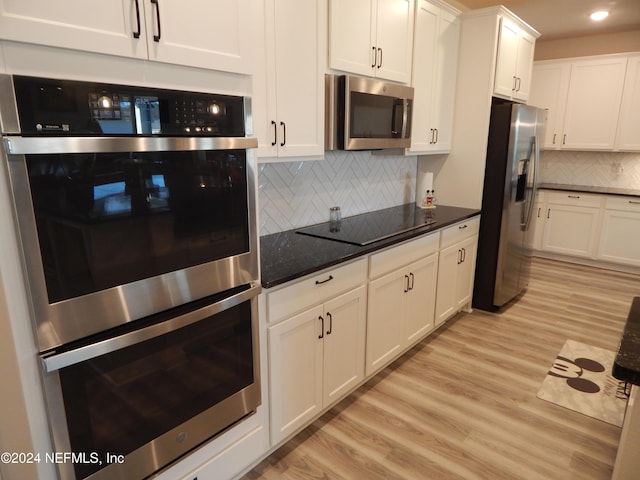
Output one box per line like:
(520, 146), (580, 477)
(344, 75), (413, 150)
(3, 136), (258, 351)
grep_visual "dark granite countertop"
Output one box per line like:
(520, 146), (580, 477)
(539, 183), (640, 198)
(260, 203), (480, 289)
(613, 297), (640, 385)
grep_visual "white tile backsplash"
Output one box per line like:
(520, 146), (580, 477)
(258, 149), (640, 236)
(258, 151), (417, 235)
(539, 150), (640, 188)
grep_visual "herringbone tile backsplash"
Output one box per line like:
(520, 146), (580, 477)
(258, 150), (640, 236)
(258, 151), (417, 235)
(539, 150), (640, 187)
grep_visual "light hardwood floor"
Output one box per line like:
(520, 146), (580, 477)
(243, 258), (640, 479)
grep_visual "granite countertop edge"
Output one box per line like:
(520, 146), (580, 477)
(539, 183), (640, 197)
(260, 205), (481, 289)
(613, 297), (640, 386)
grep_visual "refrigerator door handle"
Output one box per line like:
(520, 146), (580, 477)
(522, 135), (540, 230)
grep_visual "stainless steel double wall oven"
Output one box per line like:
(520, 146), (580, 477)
(0, 75), (261, 480)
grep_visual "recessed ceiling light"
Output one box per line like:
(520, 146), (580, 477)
(590, 10), (609, 21)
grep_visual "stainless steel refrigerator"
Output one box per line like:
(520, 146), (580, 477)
(473, 100), (547, 311)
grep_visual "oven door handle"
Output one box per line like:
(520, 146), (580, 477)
(3, 136), (258, 155)
(41, 282), (261, 372)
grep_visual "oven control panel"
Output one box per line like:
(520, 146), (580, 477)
(12, 75), (246, 137)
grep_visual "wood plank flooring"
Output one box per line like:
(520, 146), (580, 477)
(242, 258), (640, 479)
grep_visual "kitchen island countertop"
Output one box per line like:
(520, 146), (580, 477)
(613, 297), (640, 386)
(260, 203), (480, 289)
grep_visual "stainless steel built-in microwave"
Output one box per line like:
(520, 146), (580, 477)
(325, 74), (414, 151)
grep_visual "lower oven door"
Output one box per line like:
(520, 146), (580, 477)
(40, 283), (261, 480)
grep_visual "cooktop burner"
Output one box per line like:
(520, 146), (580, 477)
(296, 204), (437, 246)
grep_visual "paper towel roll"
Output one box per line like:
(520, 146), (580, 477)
(415, 171), (433, 207)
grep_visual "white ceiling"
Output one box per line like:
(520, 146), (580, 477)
(455, 0), (640, 40)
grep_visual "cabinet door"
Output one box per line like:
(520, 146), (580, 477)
(322, 286), (367, 407)
(366, 269), (406, 376)
(529, 191), (546, 250)
(408, 1), (459, 155)
(615, 54), (640, 151)
(494, 18), (520, 99)
(271, 0), (324, 158)
(529, 62), (571, 149)
(258, 0), (324, 159)
(434, 242), (459, 326)
(561, 57), (627, 150)
(374, 0), (414, 83)
(328, 0), (375, 77)
(408, 0), (439, 153)
(431, 8), (460, 152)
(513, 29), (536, 102)
(0, 0), (147, 59)
(542, 204), (601, 258)
(145, 0), (252, 73)
(455, 236), (477, 311)
(404, 253), (438, 345)
(268, 305), (323, 445)
(598, 209), (640, 266)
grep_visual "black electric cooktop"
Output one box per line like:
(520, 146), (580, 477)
(296, 203), (438, 246)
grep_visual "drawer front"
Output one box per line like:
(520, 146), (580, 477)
(546, 191), (603, 208)
(440, 216), (480, 250)
(369, 232), (440, 279)
(605, 195), (640, 213)
(266, 258), (367, 323)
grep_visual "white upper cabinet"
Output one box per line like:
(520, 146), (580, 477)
(562, 56), (627, 150)
(493, 16), (537, 102)
(615, 54), (640, 151)
(0, 0), (253, 74)
(528, 62), (571, 149)
(530, 54), (633, 152)
(254, 0), (325, 160)
(143, 0), (252, 73)
(408, 0), (460, 155)
(329, 0), (414, 83)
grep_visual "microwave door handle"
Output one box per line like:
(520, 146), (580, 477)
(391, 99), (404, 137)
(401, 99), (409, 139)
(41, 283), (261, 372)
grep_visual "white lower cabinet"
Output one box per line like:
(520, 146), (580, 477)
(435, 218), (479, 326)
(597, 196), (640, 266)
(540, 192), (603, 258)
(366, 232), (440, 376)
(268, 284), (366, 445)
(366, 252), (438, 376)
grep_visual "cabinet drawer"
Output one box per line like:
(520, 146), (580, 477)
(605, 196), (640, 213)
(267, 258), (367, 323)
(369, 232), (439, 279)
(440, 216), (480, 249)
(546, 191), (603, 208)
